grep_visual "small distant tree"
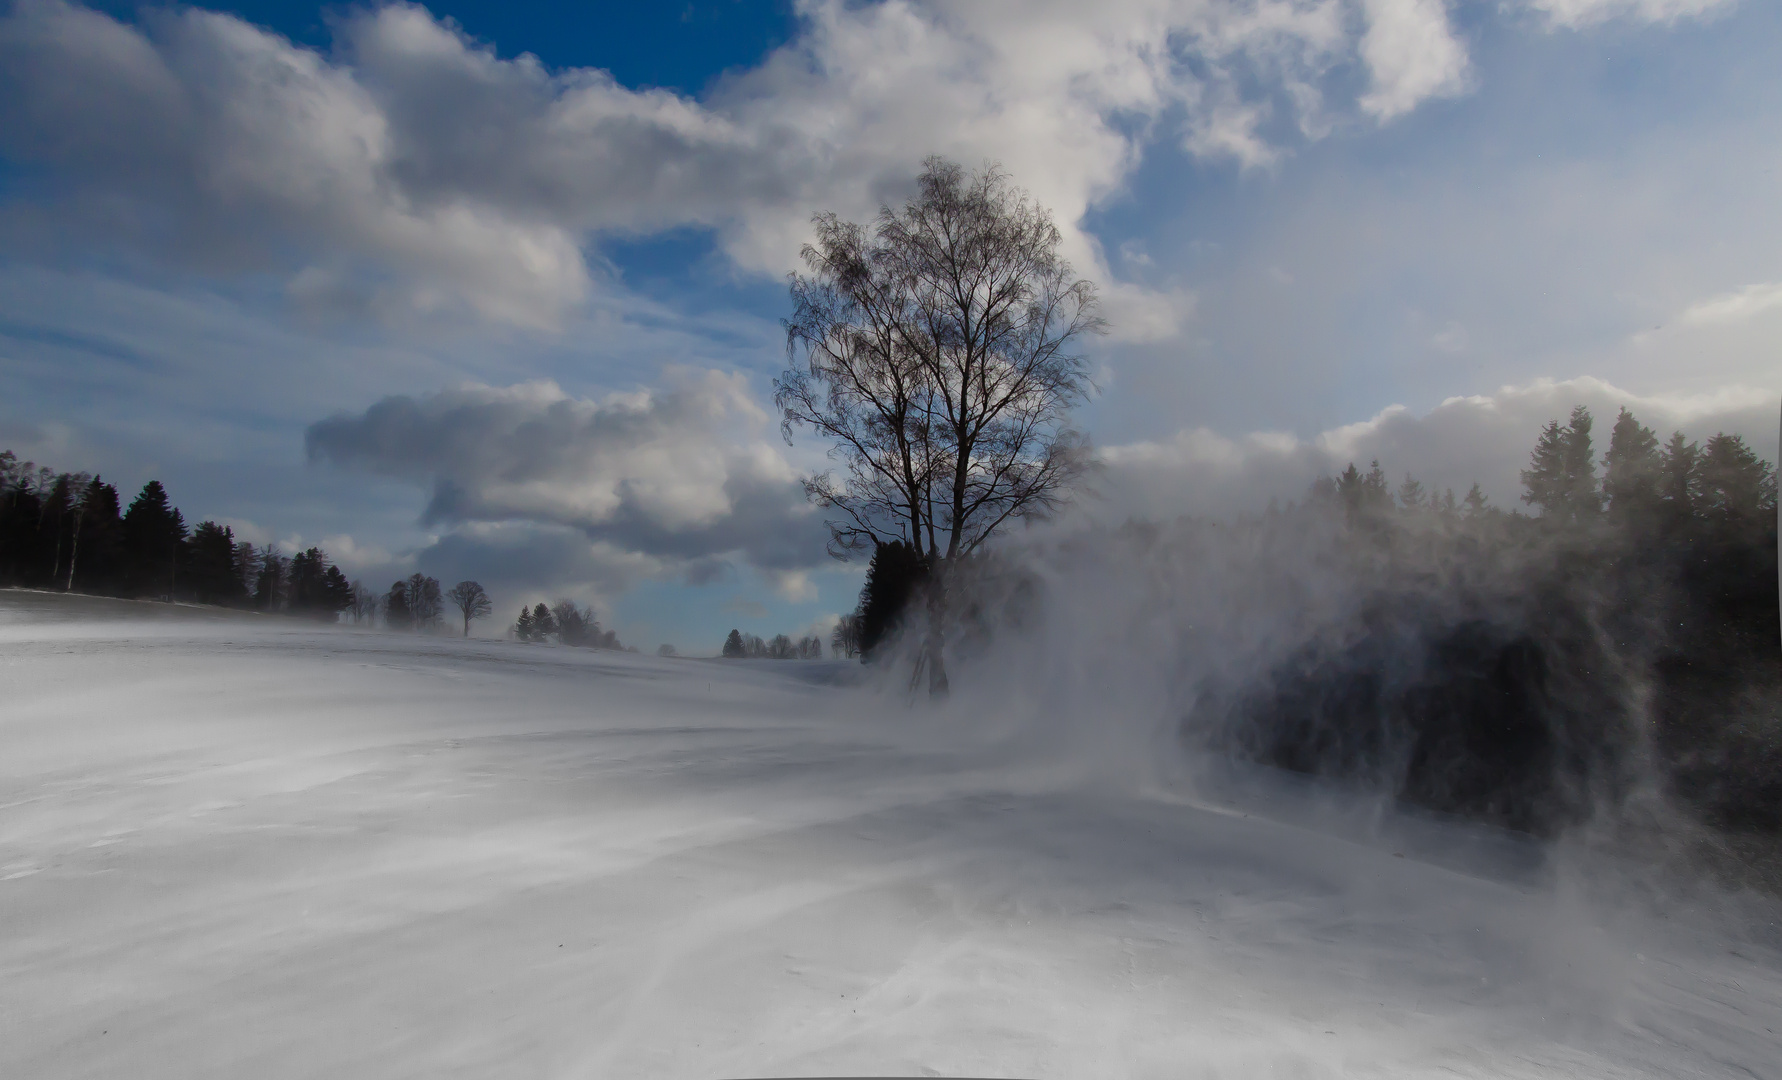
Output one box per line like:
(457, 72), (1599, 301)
(287, 547), (331, 614)
(1462, 482), (1491, 518)
(1659, 430), (1700, 514)
(1602, 407), (1661, 519)
(347, 580), (376, 624)
(1522, 406), (1599, 523)
(830, 613), (863, 658)
(514, 605), (535, 641)
(722, 629), (745, 658)
(256, 547), (288, 611)
(1697, 433), (1776, 521)
(656, 643), (677, 657)
(385, 580), (413, 630)
(319, 564), (352, 620)
(447, 581), (492, 637)
(797, 634), (823, 659)
(121, 479), (187, 599)
(406, 574), (444, 630)
(531, 602), (558, 641)
(185, 521), (242, 605)
(1396, 474), (1425, 513)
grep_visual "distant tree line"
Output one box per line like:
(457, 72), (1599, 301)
(721, 629), (825, 659)
(514, 600), (634, 651)
(0, 451), (351, 618)
(0, 451), (507, 636)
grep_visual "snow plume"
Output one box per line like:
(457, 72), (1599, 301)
(305, 369), (829, 589)
(883, 380), (1782, 866)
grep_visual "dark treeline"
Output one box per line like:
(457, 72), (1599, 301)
(1206, 406), (1778, 837)
(721, 628), (825, 659)
(0, 451), (350, 618)
(514, 600), (633, 651)
(0, 451), (506, 635)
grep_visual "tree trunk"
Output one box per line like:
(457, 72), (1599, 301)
(63, 517), (80, 591)
(923, 560), (949, 698)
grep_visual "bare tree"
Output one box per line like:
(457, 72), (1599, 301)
(830, 613), (863, 659)
(777, 157), (1102, 695)
(406, 573), (444, 631)
(447, 580), (492, 637)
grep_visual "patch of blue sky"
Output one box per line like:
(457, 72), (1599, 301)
(83, 0), (798, 95)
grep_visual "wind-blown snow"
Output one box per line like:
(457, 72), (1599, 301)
(1, 592), (1778, 1078)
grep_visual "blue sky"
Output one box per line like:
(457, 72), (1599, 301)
(2, 0), (1778, 652)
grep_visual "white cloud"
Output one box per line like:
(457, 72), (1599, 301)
(766, 569), (819, 604)
(1678, 282), (1782, 328)
(1357, 0), (1470, 121)
(0, 0), (1488, 337)
(1525, 0), (1737, 29)
(1094, 375), (1778, 520)
(305, 368), (829, 577)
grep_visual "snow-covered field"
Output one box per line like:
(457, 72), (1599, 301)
(2, 591), (1779, 1079)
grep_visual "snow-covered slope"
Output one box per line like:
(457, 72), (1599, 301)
(1, 591), (1778, 1078)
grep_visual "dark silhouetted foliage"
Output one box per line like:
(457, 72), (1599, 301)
(855, 539), (927, 660)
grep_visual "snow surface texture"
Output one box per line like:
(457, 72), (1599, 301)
(1, 591), (1779, 1079)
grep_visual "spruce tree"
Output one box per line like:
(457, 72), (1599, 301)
(319, 564), (353, 619)
(1602, 407), (1661, 519)
(385, 580), (413, 630)
(722, 629), (745, 657)
(1659, 431), (1700, 516)
(186, 522), (242, 605)
(121, 480), (186, 598)
(1522, 407), (1598, 523)
(1396, 474), (1425, 513)
(515, 606), (535, 641)
(531, 602), (558, 641)
(1698, 434), (1776, 521)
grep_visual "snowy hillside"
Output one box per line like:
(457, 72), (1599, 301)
(1, 591), (1779, 1079)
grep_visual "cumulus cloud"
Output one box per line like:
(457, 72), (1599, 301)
(1678, 282), (1782, 328)
(1096, 376), (1778, 521)
(0, 0), (1487, 336)
(305, 368), (829, 582)
(1356, 0), (1470, 120)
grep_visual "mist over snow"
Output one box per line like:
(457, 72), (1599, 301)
(3, 593), (1780, 1078)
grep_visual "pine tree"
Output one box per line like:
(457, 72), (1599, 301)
(1659, 431), (1700, 516)
(1396, 474), (1425, 513)
(515, 605), (535, 641)
(1462, 483), (1490, 518)
(722, 629), (745, 657)
(531, 602), (558, 641)
(1602, 407), (1661, 519)
(186, 522), (242, 605)
(1698, 433), (1777, 521)
(857, 540), (927, 659)
(385, 580), (413, 629)
(121, 480), (186, 598)
(319, 564), (352, 619)
(1521, 407), (1598, 523)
